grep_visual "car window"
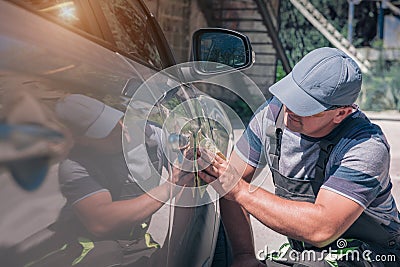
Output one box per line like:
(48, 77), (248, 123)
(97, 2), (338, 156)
(19, 0), (163, 69)
(96, 0), (163, 69)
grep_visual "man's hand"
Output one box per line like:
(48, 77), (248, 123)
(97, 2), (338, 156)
(168, 148), (198, 197)
(197, 149), (245, 201)
(168, 166), (194, 197)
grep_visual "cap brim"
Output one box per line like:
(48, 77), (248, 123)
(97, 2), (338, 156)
(85, 105), (124, 139)
(269, 73), (330, 116)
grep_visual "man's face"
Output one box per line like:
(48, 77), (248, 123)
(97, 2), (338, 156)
(283, 106), (346, 138)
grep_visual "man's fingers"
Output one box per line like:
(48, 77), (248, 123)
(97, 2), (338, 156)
(183, 147), (196, 160)
(215, 152), (226, 163)
(197, 158), (221, 177)
(198, 172), (226, 195)
(198, 171), (215, 184)
(199, 148), (226, 162)
(198, 148), (215, 163)
(178, 172), (195, 186)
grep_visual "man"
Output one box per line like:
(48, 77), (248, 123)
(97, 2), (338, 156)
(199, 47), (400, 266)
(24, 94), (190, 267)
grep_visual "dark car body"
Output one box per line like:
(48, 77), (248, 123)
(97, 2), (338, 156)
(0, 0), (256, 266)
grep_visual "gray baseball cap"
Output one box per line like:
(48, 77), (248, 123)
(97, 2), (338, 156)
(269, 47), (362, 116)
(56, 94), (123, 139)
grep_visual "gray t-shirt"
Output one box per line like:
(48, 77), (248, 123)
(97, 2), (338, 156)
(235, 97), (400, 234)
(56, 123), (166, 239)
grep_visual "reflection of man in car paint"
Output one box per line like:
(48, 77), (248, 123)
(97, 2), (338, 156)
(25, 94), (190, 267)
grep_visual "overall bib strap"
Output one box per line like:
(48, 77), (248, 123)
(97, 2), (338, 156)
(266, 104), (284, 172)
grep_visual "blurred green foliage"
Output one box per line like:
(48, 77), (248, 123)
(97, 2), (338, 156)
(276, 61), (286, 82)
(277, 0), (400, 111)
(279, 0), (377, 67)
(360, 60), (400, 111)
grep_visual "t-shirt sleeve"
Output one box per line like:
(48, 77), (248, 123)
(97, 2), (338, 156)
(58, 159), (108, 205)
(235, 125), (265, 168)
(321, 137), (389, 209)
(235, 101), (273, 168)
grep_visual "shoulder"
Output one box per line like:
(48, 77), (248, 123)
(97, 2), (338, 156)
(331, 111), (390, 176)
(58, 159), (89, 185)
(339, 111), (388, 150)
(248, 97), (283, 134)
(252, 96), (282, 119)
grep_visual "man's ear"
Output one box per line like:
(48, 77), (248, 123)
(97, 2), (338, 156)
(333, 107), (353, 124)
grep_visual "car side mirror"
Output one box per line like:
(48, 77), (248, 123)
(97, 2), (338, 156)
(191, 28), (254, 74)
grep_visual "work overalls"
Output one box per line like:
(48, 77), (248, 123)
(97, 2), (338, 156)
(265, 106), (400, 267)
